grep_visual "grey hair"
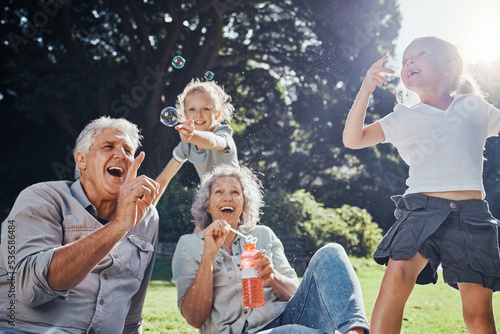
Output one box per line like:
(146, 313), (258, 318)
(73, 116), (143, 179)
(191, 165), (264, 232)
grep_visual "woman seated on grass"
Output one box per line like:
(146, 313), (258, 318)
(171, 165), (370, 334)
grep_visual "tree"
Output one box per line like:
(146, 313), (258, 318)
(262, 189), (383, 257)
(1, 0), (402, 235)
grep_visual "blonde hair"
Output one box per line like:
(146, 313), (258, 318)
(176, 79), (234, 123)
(398, 36), (483, 105)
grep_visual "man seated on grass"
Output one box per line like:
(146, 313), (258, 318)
(0, 117), (160, 334)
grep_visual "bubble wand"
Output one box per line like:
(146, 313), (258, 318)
(224, 223), (258, 244)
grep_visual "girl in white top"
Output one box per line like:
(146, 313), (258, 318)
(344, 36), (500, 333)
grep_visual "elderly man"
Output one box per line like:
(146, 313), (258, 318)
(0, 117), (160, 333)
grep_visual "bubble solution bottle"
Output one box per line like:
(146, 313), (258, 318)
(240, 243), (264, 308)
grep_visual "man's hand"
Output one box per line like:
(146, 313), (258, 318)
(114, 152), (160, 232)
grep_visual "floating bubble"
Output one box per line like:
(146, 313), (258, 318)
(172, 56), (185, 69)
(204, 71), (214, 81)
(160, 107), (180, 127)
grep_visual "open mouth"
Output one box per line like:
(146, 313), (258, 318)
(220, 206), (235, 213)
(194, 121), (206, 125)
(107, 166), (124, 177)
(408, 69), (421, 78)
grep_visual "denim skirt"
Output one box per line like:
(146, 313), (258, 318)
(373, 193), (500, 291)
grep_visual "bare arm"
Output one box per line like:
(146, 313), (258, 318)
(46, 152), (160, 291)
(343, 55), (393, 149)
(176, 121), (228, 151)
(153, 157), (183, 206)
(180, 220), (229, 328)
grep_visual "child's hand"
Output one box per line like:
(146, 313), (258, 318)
(175, 120), (195, 142)
(360, 55), (395, 94)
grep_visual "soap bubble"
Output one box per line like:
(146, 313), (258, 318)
(204, 71), (214, 81)
(172, 56), (185, 69)
(160, 107), (180, 127)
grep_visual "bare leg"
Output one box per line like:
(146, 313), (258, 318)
(370, 253), (428, 334)
(458, 282), (496, 334)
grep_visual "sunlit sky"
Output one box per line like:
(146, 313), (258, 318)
(394, 0), (500, 66)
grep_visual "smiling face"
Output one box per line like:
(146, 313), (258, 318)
(207, 176), (245, 227)
(184, 91), (221, 132)
(76, 128), (135, 202)
(401, 39), (448, 94)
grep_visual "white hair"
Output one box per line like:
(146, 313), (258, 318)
(191, 165), (264, 233)
(73, 116), (142, 179)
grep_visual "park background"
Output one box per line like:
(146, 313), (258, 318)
(2, 0), (500, 247)
(1, 0), (500, 330)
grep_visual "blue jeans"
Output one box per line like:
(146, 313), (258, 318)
(0, 328), (28, 334)
(251, 244), (370, 334)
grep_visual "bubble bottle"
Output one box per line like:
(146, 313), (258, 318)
(240, 243), (264, 308)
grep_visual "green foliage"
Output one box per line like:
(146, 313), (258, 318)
(262, 189), (383, 257)
(0, 0), (405, 232)
(298, 191), (383, 257)
(155, 177), (196, 242)
(260, 190), (304, 236)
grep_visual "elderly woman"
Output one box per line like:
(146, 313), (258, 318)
(172, 165), (370, 334)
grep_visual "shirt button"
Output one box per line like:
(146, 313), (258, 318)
(237, 264), (240, 267)
(235, 253), (239, 256)
(103, 273), (108, 280)
(244, 310), (248, 314)
(450, 202), (458, 209)
(99, 299), (104, 305)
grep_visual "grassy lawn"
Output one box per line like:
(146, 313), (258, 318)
(143, 258), (500, 333)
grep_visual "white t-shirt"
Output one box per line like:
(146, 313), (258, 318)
(378, 93), (500, 196)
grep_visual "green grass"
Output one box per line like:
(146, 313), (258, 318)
(143, 258), (500, 333)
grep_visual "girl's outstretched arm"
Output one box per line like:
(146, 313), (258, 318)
(176, 120), (227, 151)
(343, 55), (394, 149)
(153, 157), (183, 206)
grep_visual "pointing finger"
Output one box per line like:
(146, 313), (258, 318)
(373, 54), (389, 67)
(125, 151), (145, 182)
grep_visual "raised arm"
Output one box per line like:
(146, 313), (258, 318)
(153, 157), (183, 206)
(47, 152), (159, 291)
(180, 220), (229, 328)
(343, 55), (393, 149)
